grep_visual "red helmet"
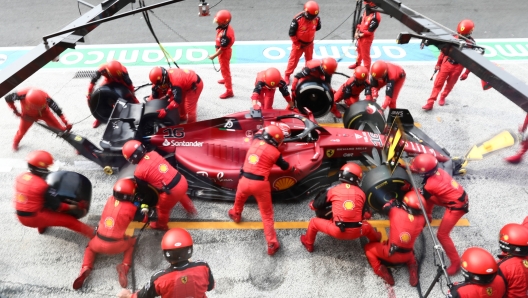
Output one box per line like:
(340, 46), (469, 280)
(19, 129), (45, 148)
(457, 19), (475, 36)
(161, 228), (194, 263)
(321, 57), (338, 76)
(122, 140), (147, 164)
(263, 67), (282, 88)
(499, 223), (528, 256)
(410, 154), (438, 177)
(401, 190), (426, 214)
(338, 163), (363, 185)
(371, 61), (388, 79)
(274, 122), (291, 138)
(354, 66), (369, 81)
(262, 125), (285, 147)
(460, 247), (498, 284)
(105, 60), (123, 78)
(149, 66), (168, 85)
(304, 1), (319, 18)
(113, 178), (136, 202)
(214, 10), (231, 27)
(363, 1), (377, 7)
(27, 150), (54, 176)
(25, 88), (48, 111)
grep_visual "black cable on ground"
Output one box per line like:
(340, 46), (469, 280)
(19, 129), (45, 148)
(209, 0), (223, 10)
(131, 220), (150, 292)
(415, 232), (426, 298)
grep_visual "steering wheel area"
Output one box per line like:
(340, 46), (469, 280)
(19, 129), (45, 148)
(277, 114), (320, 143)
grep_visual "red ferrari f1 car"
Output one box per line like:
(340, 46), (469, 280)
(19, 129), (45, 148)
(42, 86), (464, 212)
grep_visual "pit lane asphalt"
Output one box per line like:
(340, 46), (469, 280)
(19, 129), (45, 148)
(1, 1), (528, 298)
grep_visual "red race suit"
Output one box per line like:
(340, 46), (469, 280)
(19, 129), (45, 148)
(251, 71), (292, 109)
(304, 182), (380, 246)
(134, 151), (196, 229)
(497, 254), (528, 297)
(231, 136), (293, 248)
(370, 62), (406, 110)
(364, 204), (425, 272)
(14, 172), (94, 238)
(291, 59), (332, 102)
(334, 76), (373, 107)
(423, 168), (469, 273)
(216, 24), (235, 93)
(5, 87), (70, 149)
(132, 260), (214, 298)
(150, 68), (203, 123)
(285, 12), (321, 79)
(447, 275), (507, 298)
(353, 9), (381, 71)
(88, 62), (138, 103)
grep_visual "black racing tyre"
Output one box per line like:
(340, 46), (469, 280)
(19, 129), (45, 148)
(343, 100), (386, 134)
(45, 171), (92, 219)
(361, 165), (411, 212)
(117, 163), (159, 207)
(138, 99), (180, 137)
(89, 82), (135, 122)
(294, 79), (334, 118)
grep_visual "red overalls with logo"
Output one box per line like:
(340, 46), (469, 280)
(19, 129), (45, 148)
(304, 183), (380, 245)
(334, 76), (373, 107)
(232, 139), (288, 247)
(251, 70), (291, 109)
(81, 196), (138, 269)
(166, 69), (203, 123)
(370, 62), (406, 109)
(88, 63), (137, 103)
(364, 206), (425, 271)
(291, 59), (331, 102)
(134, 151), (196, 227)
(423, 168), (469, 269)
(285, 12), (321, 78)
(14, 172), (94, 238)
(447, 276), (506, 298)
(497, 254), (528, 297)
(216, 25), (235, 93)
(355, 10), (381, 71)
(132, 261), (214, 298)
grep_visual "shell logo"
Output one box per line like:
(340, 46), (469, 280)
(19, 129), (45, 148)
(183, 69), (190, 73)
(399, 232), (411, 243)
(462, 261), (468, 268)
(523, 259), (528, 268)
(159, 164), (169, 173)
(420, 167), (425, 172)
(104, 217), (115, 228)
(451, 180), (459, 189)
(144, 155), (150, 160)
(114, 200), (120, 207)
(16, 194), (27, 203)
(343, 200), (355, 210)
(248, 154), (259, 164)
(244, 137), (250, 142)
(408, 214), (414, 222)
(345, 184), (350, 189)
(273, 176), (297, 190)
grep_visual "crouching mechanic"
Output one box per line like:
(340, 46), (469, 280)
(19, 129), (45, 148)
(73, 178), (150, 290)
(228, 125), (300, 255)
(496, 223), (528, 297)
(369, 60), (406, 110)
(149, 67), (203, 123)
(410, 153), (469, 276)
(122, 140), (197, 231)
(331, 66), (372, 118)
(251, 67), (294, 110)
(5, 87), (72, 151)
(447, 247), (506, 298)
(364, 191), (426, 286)
(14, 150), (94, 238)
(300, 163), (381, 252)
(117, 228), (215, 298)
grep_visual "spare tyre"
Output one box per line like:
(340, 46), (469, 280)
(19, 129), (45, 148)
(294, 79), (334, 118)
(361, 165), (412, 212)
(343, 101), (386, 134)
(45, 171), (92, 219)
(89, 82), (136, 122)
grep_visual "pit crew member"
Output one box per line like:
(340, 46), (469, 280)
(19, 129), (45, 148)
(251, 67), (294, 110)
(209, 10), (235, 99)
(496, 223), (528, 297)
(291, 57), (338, 104)
(331, 65), (372, 118)
(369, 60), (406, 110)
(349, 1), (381, 71)
(505, 113), (528, 164)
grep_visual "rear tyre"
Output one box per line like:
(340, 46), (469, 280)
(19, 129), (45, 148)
(361, 165), (411, 212)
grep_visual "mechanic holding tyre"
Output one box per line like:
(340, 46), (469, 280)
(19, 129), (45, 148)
(5, 87), (73, 151)
(122, 140), (197, 231)
(284, 1), (321, 86)
(149, 66), (203, 124)
(369, 60), (406, 110)
(87, 60), (138, 128)
(13, 150), (94, 238)
(363, 191), (426, 287)
(73, 178), (150, 290)
(228, 125), (300, 256)
(209, 9), (235, 99)
(349, 0), (381, 72)
(331, 65), (373, 118)
(291, 57), (338, 109)
(410, 153), (469, 276)
(117, 228), (215, 298)
(251, 67), (294, 111)
(300, 163), (381, 252)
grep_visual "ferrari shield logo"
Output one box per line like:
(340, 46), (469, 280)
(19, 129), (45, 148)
(326, 149), (334, 158)
(523, 259), (528, 268)
(486, 287), (492, 296)
(181, 276), (188, 284)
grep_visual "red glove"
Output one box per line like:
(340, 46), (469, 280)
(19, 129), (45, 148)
(460, 73), (468, 81)
(253, 104), (261, 110)
(363, 211), (372, 220)
(309, 200), (315, 211)
(157, 108), (167, 118)
(284, 95), (292, 103)
(344, 98), (355, 106)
